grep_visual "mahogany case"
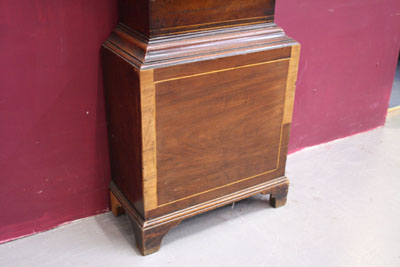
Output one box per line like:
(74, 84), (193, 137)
(119, 0), (276, 37)
(102, 0), (300, 255)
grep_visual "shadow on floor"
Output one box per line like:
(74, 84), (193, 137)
(95, 193), (273, 255)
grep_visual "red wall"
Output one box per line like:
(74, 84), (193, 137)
(0, 0), (117, 242)
(276, 0), (400, 152)
(1, 0), (399, 243)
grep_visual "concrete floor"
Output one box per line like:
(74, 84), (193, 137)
(389, 60), (400, 108)
(1, 110), (399, 267)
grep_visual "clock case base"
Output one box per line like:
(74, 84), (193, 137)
(102, 21), (299, 256)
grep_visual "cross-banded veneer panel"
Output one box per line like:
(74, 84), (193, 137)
(155, 59), (289, 206)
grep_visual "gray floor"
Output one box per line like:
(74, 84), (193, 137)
(1, 110), (400, 267)
(389, 60), (400, 108)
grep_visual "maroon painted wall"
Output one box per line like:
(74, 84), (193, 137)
(276, 0), (400, 152)
(0, 0), (118, 242)
(1, 0), (399, 243)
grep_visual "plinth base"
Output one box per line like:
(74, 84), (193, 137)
(110, 177), (289, 255)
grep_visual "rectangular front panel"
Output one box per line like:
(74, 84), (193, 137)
(150, 0), (275, 36)
(155, 59), (289, 206)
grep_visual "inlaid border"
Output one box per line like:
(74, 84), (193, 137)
(153, 58), (291, 208)
(154, 58), (289, 84)
(159, 16), (270, 31)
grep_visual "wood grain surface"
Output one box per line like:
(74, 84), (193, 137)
(149, 0), (275, 36)
(155, 59), (289, 206)
(118, 0), (275, 37)
(102, 47), (145, 216)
